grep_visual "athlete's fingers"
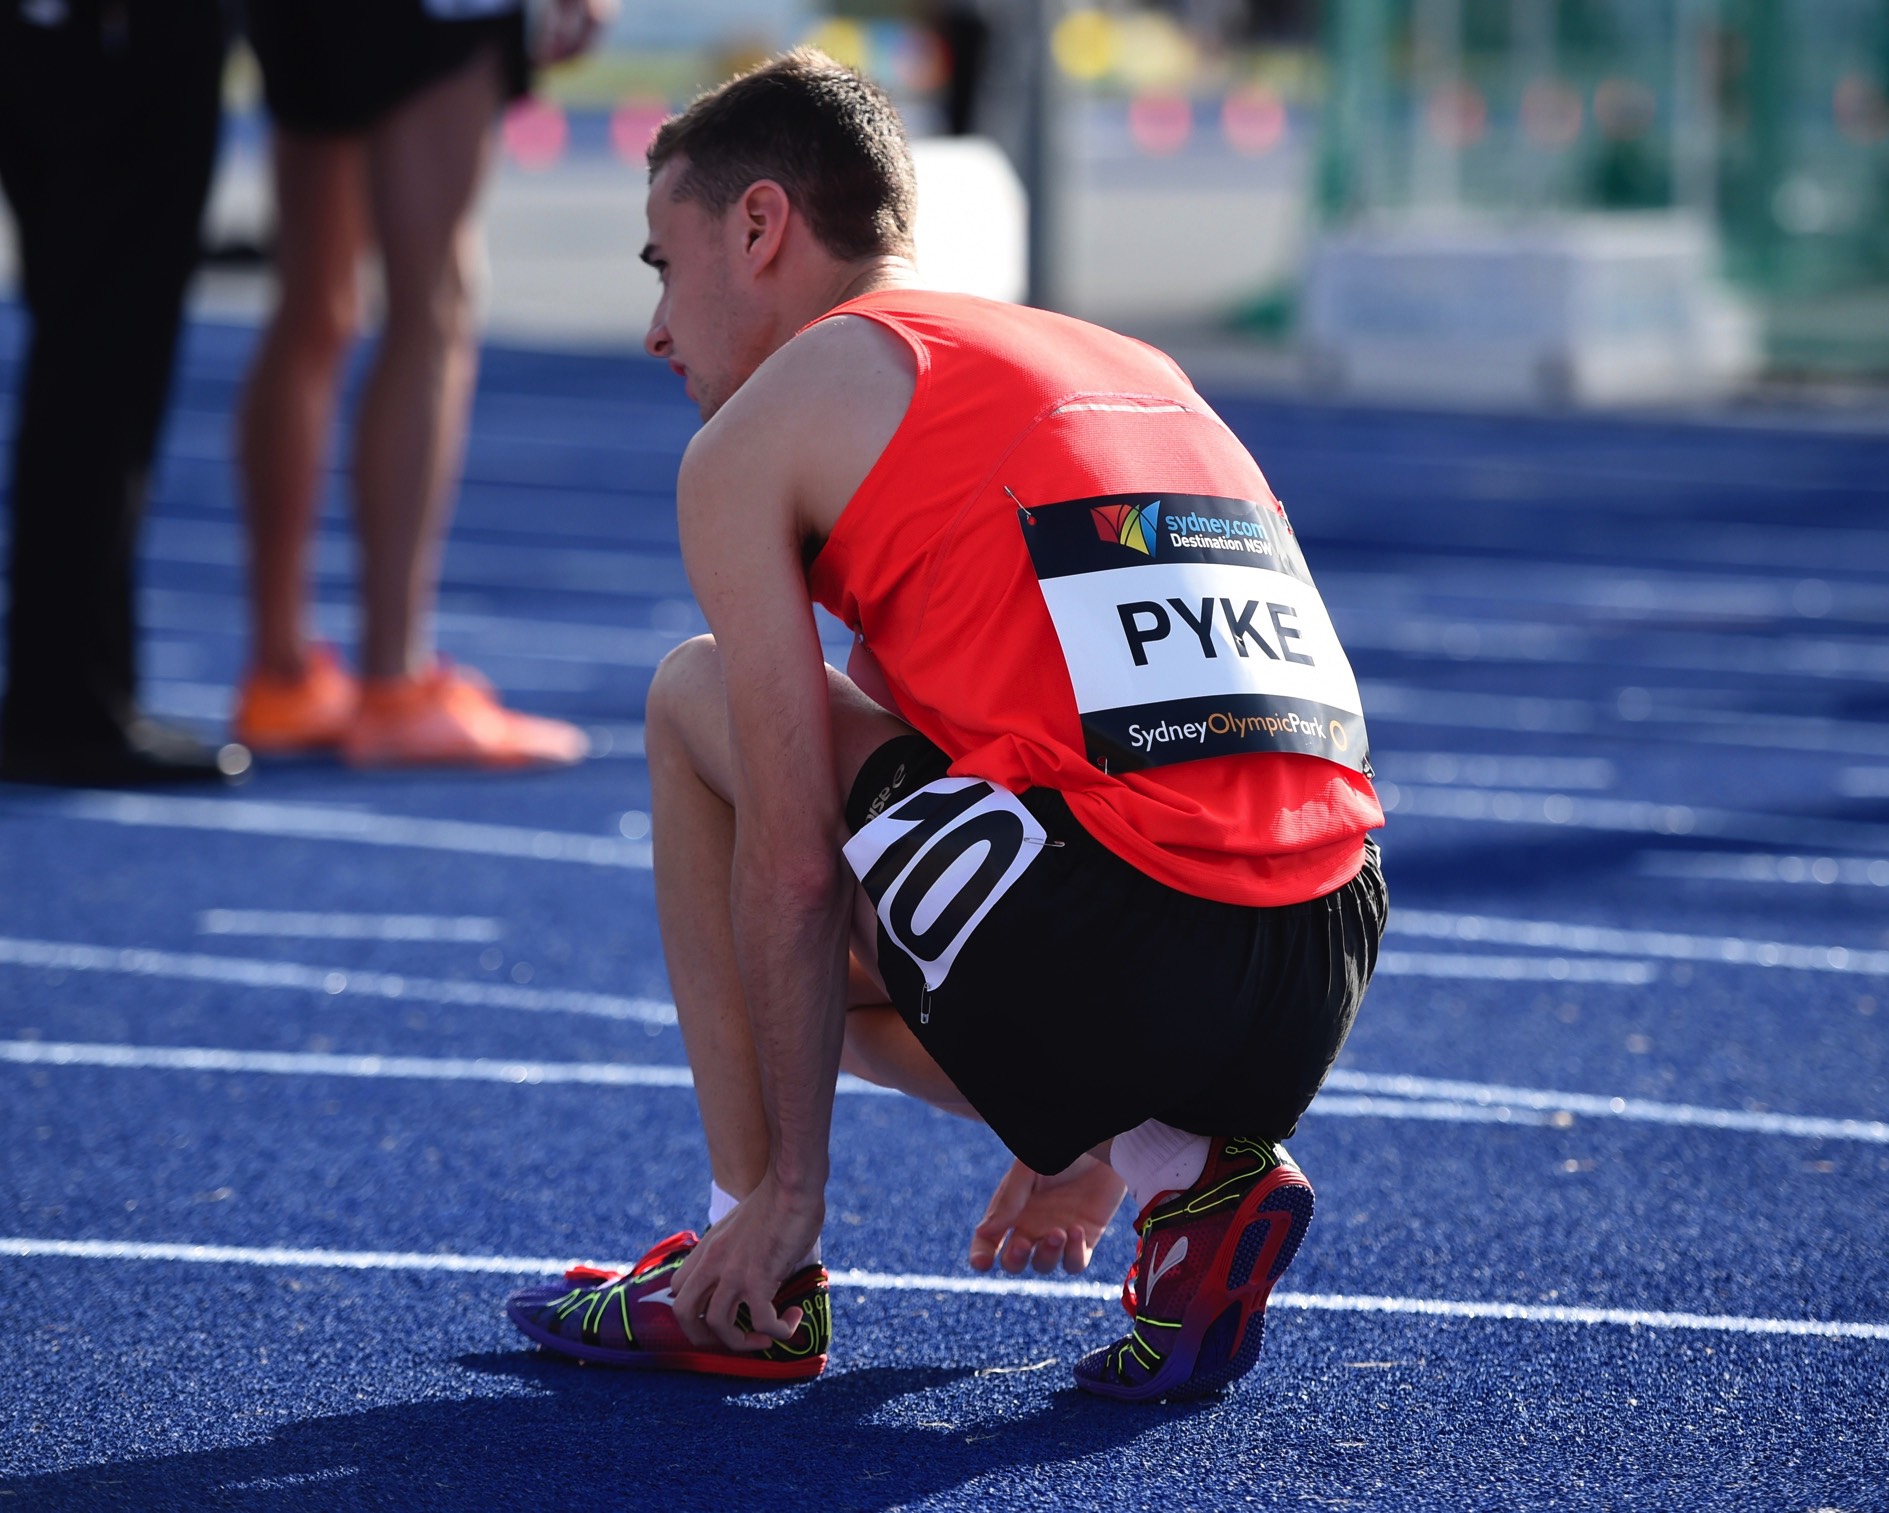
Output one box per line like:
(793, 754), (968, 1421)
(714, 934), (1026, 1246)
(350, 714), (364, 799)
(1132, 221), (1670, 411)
(1063, 1226), (1095, 1275)
(704, 1297), (751, 1353)
(1030, 1229), (1066, 1274)
(998, 1227), (1038, 1274)
(674, 1275), (716, 1348)
(743, 1296), (801, 1347)
(969, 1161), (1037, 1270)
(719, 1298), (780, 1352)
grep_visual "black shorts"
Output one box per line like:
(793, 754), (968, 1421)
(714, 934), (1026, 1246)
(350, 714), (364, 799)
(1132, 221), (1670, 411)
(845, 734), (1388, 1175)
(243, 1), (527, 136)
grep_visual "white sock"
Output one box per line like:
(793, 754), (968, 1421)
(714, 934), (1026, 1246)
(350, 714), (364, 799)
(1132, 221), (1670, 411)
(1108, 1119), (1210, 1212)
(707, 1180), (821, 1269)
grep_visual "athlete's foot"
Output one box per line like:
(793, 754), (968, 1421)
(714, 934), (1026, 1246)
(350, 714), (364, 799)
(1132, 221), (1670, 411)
(507, 1231), (830, 1380)
(233, 644), (359, 754)
(1073, 1137), (1313, 1403)
(340, 660), (588, 769)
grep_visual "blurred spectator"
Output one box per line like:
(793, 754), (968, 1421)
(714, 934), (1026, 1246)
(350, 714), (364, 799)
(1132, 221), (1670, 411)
(230, 0), (606, 769)
(928, 0), (993, 137)
(0, 0), (248, 786)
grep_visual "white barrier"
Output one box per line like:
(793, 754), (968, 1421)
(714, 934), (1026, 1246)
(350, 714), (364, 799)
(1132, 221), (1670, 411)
(1300, 212), (1760, 407)
(910, 135), (1029, 305)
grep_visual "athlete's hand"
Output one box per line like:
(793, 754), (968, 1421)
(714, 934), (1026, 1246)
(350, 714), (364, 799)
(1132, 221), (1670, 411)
(969, 1153), (1127, 1276)
(672, 1174), (822, 1353)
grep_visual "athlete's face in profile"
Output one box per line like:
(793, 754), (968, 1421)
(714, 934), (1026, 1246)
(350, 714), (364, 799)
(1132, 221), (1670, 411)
(641, 159), (768, 421)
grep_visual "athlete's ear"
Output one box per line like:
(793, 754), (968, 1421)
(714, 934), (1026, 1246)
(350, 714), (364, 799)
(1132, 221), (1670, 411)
(734, 179), (792, 273)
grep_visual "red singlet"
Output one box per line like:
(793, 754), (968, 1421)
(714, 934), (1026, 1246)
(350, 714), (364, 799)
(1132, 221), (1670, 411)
(807, 290), (1383, 907)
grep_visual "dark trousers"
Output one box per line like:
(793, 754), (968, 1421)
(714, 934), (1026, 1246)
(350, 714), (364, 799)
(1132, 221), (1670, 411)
(0, 0), (226, 755)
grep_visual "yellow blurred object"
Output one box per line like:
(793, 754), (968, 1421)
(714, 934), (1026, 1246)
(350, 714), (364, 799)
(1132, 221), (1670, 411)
(1051, 9), (1116, 83)
(1113, 11), (1195, 92)
(803, 18), (869, 75)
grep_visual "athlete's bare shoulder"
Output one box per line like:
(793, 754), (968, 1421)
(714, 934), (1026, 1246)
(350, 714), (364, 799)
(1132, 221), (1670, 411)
(686, 309), (916, 544)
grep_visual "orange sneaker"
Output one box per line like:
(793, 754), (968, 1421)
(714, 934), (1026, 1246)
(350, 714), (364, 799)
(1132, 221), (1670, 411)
(232, 645), (360, 754)
(340, 661), (589, 770)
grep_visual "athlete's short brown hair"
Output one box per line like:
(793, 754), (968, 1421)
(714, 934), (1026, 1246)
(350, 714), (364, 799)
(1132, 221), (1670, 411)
(648, 48), (916, 262)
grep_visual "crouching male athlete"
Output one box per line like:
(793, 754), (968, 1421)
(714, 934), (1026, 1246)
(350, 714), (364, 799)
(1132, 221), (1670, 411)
(507, 49), (1387, 1402)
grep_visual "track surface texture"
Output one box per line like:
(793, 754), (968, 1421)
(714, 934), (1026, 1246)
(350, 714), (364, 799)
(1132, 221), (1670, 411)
(3, 305), (1886, 1511)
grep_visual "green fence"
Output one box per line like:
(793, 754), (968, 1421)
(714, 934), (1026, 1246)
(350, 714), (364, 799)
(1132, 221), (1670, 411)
(1315, 0), (1889, 373)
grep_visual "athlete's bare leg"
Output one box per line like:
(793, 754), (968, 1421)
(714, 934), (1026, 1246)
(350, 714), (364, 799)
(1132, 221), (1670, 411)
(648, 633), (1127, 1268)
(236, 132), (368, 679)
(353, 48), (500, 678)
(838, 954), (979, 1117)
(646, 635), (918, 1197)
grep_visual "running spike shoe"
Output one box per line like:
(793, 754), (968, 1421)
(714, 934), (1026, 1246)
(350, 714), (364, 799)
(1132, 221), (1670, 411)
(1073, 1137), (1313, 1402)
(506, 1230), (830, 1381)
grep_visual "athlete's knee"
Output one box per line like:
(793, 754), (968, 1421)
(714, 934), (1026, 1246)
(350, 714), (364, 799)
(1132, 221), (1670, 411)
(645, 634), (724, 743)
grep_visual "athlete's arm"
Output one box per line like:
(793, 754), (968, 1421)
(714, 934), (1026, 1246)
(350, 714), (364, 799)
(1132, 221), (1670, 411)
(668, 316), (914, 1352)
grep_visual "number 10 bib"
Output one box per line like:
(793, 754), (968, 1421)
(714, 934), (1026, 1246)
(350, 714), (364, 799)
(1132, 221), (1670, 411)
(1018, 492), (1369, 774)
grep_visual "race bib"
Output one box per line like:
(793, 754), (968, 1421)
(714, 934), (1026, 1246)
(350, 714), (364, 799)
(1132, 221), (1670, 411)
(842, 778), (1045, 993)
(1019, 492), (1369, 773)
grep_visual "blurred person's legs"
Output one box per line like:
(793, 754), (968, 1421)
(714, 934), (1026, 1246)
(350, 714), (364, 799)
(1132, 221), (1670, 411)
(352, 49), (494, 684)
(342, 46), (585, 768)
(0, 0), (244, 786)
(231, 131), (367, 751)
(234, 30), (585, 768)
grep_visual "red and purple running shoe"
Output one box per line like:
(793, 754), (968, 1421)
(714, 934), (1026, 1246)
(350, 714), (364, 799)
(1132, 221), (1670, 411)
(1074, 1137), (1314, 1402)
(506, 1230), (830, 1381)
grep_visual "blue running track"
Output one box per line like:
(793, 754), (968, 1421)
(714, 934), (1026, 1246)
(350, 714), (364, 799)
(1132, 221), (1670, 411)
(2, 303), (1887, 1511)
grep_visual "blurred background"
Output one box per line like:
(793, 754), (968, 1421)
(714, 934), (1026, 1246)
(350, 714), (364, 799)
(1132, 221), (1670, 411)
(10, 0), (1889, 406)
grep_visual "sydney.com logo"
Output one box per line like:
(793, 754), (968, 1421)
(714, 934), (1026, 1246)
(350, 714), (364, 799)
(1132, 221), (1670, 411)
(1092, 500), (1275, 560)
(1091, 500), (1162, 556)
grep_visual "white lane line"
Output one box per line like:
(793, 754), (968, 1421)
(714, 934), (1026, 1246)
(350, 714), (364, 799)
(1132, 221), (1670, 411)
(0, 938), (676, 1026)
(1347, 614), (1889, 684)
(1362, 683), (1889, 759)
(1381, 753), (1616, 791)
(2, 1237), (1883, 1343)
(1379, 952), (1658, 984)
(1312, 1095), (1561, 1127)
(198, 912), (505, 943)
(39, 749), (1887, 867)
(1377, 781), (1889, 854)
(1636, 852), (1889, 890)
(1653, 708), (1889, 760)
(0, 1039), (881, 1095)
(54, 793), (653, 869)
(1270, 1292), (1889, 1343)
(10, 1038), (1883, 1146)
(46, 775), (1886, 875)
(1322, 1070), (1889, 1145)
(1390, 909), (1889, 977)
(1359, 683), (1596, 736)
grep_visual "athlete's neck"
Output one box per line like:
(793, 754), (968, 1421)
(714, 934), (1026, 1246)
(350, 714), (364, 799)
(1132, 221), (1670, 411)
(825, 255), (922, 312)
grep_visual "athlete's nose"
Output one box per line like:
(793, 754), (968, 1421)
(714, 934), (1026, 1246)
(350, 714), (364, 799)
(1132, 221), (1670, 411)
(644, 286), (672, 360)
